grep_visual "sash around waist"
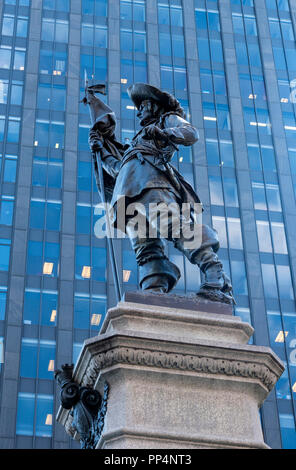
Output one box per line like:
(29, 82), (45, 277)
(120, 146), (172, 169)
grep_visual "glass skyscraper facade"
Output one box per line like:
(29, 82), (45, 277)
(0, 0), (296, 449)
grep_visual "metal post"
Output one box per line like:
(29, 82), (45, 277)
(92, 147), (122, 303)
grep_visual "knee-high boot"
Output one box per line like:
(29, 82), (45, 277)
(193, 247), (235, 305)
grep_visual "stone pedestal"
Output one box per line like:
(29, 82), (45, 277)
(57, 292), (284, 449)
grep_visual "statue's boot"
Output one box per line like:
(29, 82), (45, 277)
(194, 248), (236, 305)
(141, 275), (169, 293)
(139, 258), (181, 294)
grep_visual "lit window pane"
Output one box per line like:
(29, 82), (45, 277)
(38, 341), (56, 379)
(35, 395), (54, 437)
(123, 250), (137, 284)
(14, 50), (26, 70)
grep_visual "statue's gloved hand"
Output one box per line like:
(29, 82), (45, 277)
(88, 129), (103, 153)
(143, 125), (169, 146)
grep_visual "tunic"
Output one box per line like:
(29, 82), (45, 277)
(96, 112), (200, 230)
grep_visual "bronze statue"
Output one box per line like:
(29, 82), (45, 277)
(85, 82), (235, 305)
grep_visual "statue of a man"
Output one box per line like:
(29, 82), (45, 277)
(87, 83), (235, 305)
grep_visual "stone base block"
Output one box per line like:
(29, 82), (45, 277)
(56, 292), (284, 449)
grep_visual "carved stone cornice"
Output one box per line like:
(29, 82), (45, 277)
(80, 345), (279, 392)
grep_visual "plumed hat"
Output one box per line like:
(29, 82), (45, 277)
(127, 83), (185, 117)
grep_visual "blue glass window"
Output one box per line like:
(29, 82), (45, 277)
(0, 80), (8, 104)
(39, 48), (67, 76)
(75, 245), (106, 281)
(11, 81), (23, 105)
(29, 200), (61, 231)
(197, 38), (210, 62)
(0, 287), (7, 321)
(276, 265), (294, 300)
(0, 239), (11, 271)
(16, 393), (54, 437)
(32, 158), (63, 188)
(206, 140), (219, 166)
(16, 393), (35, 436)
(0, 197), (14, 226)
(44, 0), (70, 11)
(82, 0), (107, 16)
(78, 161), (92, 191)
(76, 204), (91, 234)
(41, 19), (69, 43)
(123, 250), (137, 285)
(280, 414), (296, 449)
(172, 34), (185, 58)
(0, 47), (11, 69)
(74, 294), (106, 330)
(227, 218), (243, 249)
(121, 30), (146, 53)
(7, 118), (20, 143)
(23, 290), (58, 326)
(209, 175), (224, 206)
(195, 10), (207, 29)
(0, 118), (5, 142)
(16, 17), (28, 38)
(27, 241), (59, 277)
(261, 263), (279, 299)
(256, 221), (273, 253)
(159, 32), (172, 56)
(121, 0), (145, 22)
(2, 15), (14, 36)
(231, 260), (248, 295)
(212, 216), (228, 249)
(223, 178), (239, 207)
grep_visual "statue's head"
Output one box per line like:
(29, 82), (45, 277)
(136, 99), (163, 126)
(128, 83), (185, 126)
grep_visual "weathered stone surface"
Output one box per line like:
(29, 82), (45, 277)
(56, 295), (284, 449)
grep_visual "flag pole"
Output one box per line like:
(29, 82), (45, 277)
(84, 72), (122, 303)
